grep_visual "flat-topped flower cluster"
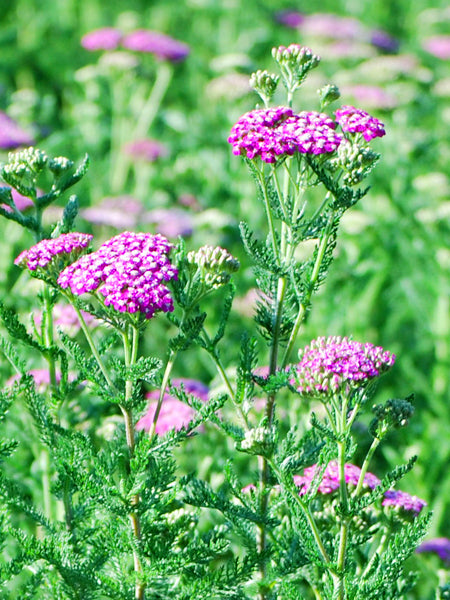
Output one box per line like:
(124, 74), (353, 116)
(294, 336), (395, 397)
(228, 104), (385, 164)
(58, 231), (178, 319)
(15, 233), (93, 272)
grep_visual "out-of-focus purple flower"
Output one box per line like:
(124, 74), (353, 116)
(294, 336), (395, 397)
(6, 368), (78, 392)
(143, 208), (194, 239)
(340, 85), (397, 110)
(1, 186), (35, 214)
(0, 111), (34, 149)
(422, 35), (450, 60)
(57, 232), (177, 319)
(335, 105), (386, 142)
(121, 29), (190, 62)
(81, 196), (143, 230)
(299, 13), (363, 40)
(295, 461), (381, 495)
(294, 461), (426, 516)
(33, 303), (98, 334)
(275, 11), (305, 28)
(416, 538), (450, 563)
(136, 378), (209, 434)
(382, 489), (427, 515)
(123, 138), (168, 162)
(15, 233), (93, 273)
(81, 27), (123, 51)
(370, 29), (400, 53)
(228, 107), (342, 163)
(178, 193), (201, 211)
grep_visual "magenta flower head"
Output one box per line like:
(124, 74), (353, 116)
(228, 107), (342, 163)
(81, 27), (123, 51)
(416, 538), (450, 563)
(294, 336), (395, 398)
(335, 105), (386, 142)
(121, 29), (189, 62)
(382, 489), (427, 515)
(0, 111), (34, 149)
(136, 378), (209, 435)
(15, 233), (93, 280)
(57, 232), (178, 320)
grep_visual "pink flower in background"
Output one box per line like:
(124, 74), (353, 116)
(33, 303), (97, 333)
(136, 378), (209, 435)
(1, 187), (35, 214)
(295, 461), (381, 495)
(81, 27), (123, 51)
(294, 461), (426, 515)
(123, 139), (169, 162)
(340, 85), (397, 110)
(81, 195), (143, 230)
(6, 368), (78, 392)
(0, 112), (34, 149)
(143, 208), (194, 239)
(299, 13), (363, 40)
(122, 30), (190, 62)
(422, 35), (450, 60)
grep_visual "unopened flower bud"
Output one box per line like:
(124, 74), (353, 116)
(317, 84), (341, 108)
(48, 156), (74, 175)
(187, 245), (239, 289)
(238, 425), (276, 457)
(370, 396), (414, 438)
(250, 69), (279, 105)
(7, 147), (48, 172)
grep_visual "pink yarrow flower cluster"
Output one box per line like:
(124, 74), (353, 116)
(136, 378), (209, 435)
(57, 232), (177, 319)
(228, 107), (342, 163)
(335, 105), (386, 142)
(295, 461), (426, 515)
(294, 336), (395, 397)
(15, 233), (93, 272)
(294, 461), (380, 495)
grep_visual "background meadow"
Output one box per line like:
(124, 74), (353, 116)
(0, 0), (449, 597)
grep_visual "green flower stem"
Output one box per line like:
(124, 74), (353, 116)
(147, 349), (177, 440)
(72, 304), (116, 391)
(42, 286), (58, 393)
(132, 61), (173, 141)
(335, 394), (350, 600)
(121, 324), (145, 600)
(269, 458), (331, 565)
(360, 530), (389, 580)
(353, 436), (382, 498)
(281, 208), (336, 368)
(257, 168), (281, 266)
(110, 71), (133, 194)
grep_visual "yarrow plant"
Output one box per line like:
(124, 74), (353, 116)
(0, 45), (433, 600)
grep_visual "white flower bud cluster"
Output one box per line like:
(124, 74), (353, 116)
(49, 156), (74, 175)
(6, 147), (48, 173)
(331, 140), (379, 185)
(240, 426), (275, 456)
(250, 69), (279, 104)
(187, 245), (239, 289)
